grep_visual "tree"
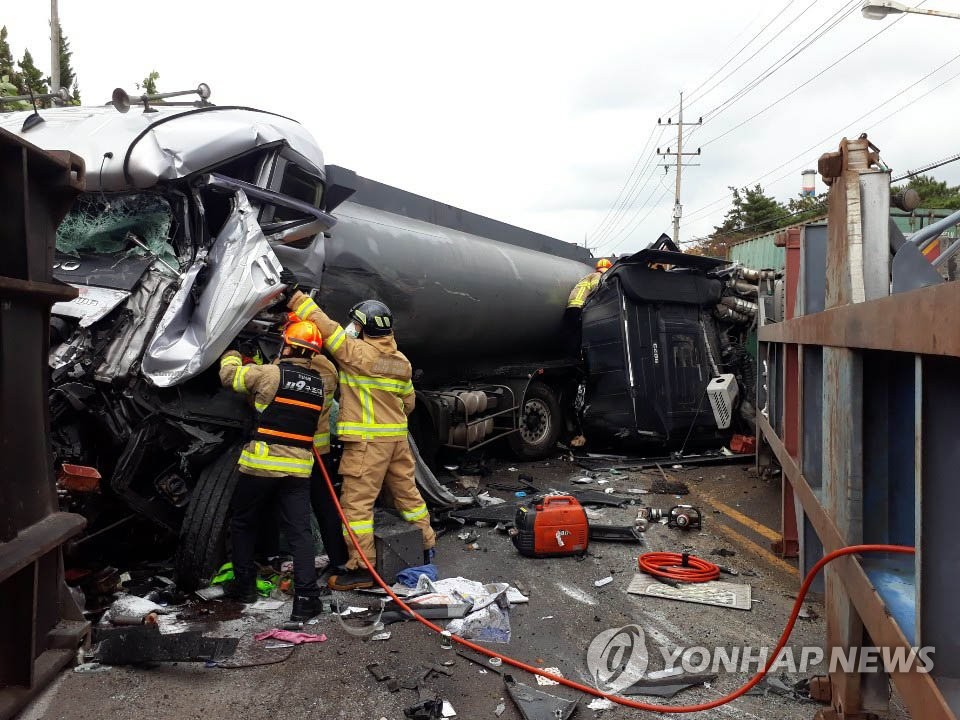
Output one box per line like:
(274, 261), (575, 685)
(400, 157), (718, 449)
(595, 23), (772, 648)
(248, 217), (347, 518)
(891, 174), (960, 210)
(691, 184), (791, 257)
(137, 70), (160, 95)
(786, 191), (828, 224)
(18, 49), (48, 97)
(0, 25), (22, 94)
(55, 32), (80, 103)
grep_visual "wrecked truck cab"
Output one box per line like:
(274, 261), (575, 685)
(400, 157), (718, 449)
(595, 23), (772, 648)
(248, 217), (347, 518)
(2, 99), (340, 587)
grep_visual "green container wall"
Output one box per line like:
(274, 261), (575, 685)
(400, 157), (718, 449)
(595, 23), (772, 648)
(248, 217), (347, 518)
(727, 230), (786, 271)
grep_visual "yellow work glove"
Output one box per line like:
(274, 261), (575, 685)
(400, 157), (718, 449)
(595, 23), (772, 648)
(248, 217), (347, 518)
(220, 350), (242, 368)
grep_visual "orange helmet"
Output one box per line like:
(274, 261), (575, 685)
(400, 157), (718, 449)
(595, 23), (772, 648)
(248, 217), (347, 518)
(283, 320), (323, 354)
(596, 258), (612, 272)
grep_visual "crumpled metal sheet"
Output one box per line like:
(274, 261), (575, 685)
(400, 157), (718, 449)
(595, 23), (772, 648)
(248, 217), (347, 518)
(95, 265), (176, 383)
(0, 105), (324, 191)
(142, 191), (284, 387)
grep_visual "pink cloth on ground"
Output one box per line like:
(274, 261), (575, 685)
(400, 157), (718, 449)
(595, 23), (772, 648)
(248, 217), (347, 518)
(254, 629), (327, 644)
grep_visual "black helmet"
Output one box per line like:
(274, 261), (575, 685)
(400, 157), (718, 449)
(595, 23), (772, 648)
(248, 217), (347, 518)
(349, 299), (393, 337)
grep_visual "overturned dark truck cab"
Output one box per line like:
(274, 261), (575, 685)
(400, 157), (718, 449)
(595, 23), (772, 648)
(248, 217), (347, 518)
(580, 244), (756, 449)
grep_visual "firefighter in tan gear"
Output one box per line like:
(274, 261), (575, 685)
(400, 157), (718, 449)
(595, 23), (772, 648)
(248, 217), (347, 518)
(218, 319), (332, 621)
(288, 290), (437, 591)
(566, 257), (612, 310)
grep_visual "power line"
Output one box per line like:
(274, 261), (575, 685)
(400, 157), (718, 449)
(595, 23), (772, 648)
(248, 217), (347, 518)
(605, 185), (676, 253)
(586, 123), (661, 242)
(698, 0), (860, 128)
(699, 0), (922, 149)
(591, 128), (668, 246)
(667, 0), (796, 115)
(680, 44), (960, 228)
(893, 152), (960, 183)
(682, 0), (822, 112)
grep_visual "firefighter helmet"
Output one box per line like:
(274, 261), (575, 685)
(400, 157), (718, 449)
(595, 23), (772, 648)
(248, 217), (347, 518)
(283, 320), (323, 354)
(596, 258), (612, 272)
(349, 300), (393, 337)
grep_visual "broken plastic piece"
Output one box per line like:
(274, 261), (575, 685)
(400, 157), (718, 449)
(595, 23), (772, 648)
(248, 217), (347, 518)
(503, 674), (578, 720)
(594, 577), (614, 587)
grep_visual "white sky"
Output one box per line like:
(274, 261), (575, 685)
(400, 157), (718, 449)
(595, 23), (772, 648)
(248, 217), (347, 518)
(6, 0), (960, 255)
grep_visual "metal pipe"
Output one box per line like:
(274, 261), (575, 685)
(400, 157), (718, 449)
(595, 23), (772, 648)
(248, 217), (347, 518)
(932, 237), (960, 268)
(909, 207), (960, 250)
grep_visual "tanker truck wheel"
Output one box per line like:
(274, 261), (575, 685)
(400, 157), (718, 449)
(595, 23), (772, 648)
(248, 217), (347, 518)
(174, 445), (242, 591)
(509, 381), (561, 459)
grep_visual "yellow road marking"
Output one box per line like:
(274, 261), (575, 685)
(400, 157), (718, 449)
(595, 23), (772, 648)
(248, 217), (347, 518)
(711, 521), (797, 576)
(698, 491), (781, 542)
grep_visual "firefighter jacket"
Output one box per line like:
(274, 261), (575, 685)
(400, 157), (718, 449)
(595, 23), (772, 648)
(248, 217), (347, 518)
(289, 292), (415, 443)
(567, 271), (602, 309)
(219, 351), (337, 477)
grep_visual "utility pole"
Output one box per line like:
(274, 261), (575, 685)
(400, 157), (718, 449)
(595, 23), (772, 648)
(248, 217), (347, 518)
(50, 0), (60, 93)
(657, 92), (702, 244)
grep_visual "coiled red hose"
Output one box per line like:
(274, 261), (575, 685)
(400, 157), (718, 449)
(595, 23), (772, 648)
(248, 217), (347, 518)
(315, 448), (913, 713)
(638, 551), (721, 583)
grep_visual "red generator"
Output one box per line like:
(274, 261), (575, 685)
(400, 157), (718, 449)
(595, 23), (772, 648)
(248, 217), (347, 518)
(512, 495), (589, 558)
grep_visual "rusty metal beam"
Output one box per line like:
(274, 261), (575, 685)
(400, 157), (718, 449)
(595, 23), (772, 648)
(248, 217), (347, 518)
(758, 281), (960, 357)
(759, 412), (955, 720)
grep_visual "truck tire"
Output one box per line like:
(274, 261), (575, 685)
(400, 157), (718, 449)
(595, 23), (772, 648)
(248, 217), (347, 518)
(508, 381), (561, 459)
(174, 445), (242, 591)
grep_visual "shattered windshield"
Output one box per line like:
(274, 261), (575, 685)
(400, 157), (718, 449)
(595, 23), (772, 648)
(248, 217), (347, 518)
(56, 193), (178, 266)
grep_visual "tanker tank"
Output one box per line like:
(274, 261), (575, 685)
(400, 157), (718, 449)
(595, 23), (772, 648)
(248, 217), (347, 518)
(276, 170), (593, 380)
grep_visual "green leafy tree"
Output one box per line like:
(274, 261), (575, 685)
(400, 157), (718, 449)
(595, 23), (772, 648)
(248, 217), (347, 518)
(786, 192), (828, 224)
(891, 174), (960, 210)
(0, 25), (22, 94)
(137, 70), (160, 95)
(18, 48), (48, 98)
(692, 185), (791, 257)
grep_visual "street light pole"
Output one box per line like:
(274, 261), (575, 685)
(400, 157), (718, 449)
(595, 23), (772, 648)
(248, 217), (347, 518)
(861, 0), (960, 20)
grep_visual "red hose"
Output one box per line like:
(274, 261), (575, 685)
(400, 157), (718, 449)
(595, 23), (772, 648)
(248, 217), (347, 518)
(638, 551), (720, 583)
(315, 448), (913, 713)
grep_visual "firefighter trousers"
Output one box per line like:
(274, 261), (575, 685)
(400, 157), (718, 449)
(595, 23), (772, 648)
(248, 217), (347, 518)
(339, 439), (436, 571)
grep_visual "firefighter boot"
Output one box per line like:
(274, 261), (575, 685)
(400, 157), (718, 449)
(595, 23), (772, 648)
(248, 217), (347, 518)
(223, 579), (257, 604)
(291, 595), (324, 622)
(328, 568), (375, 591)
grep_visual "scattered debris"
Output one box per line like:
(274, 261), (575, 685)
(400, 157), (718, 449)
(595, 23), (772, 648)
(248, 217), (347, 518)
(798, 605), (819, 620)
(589, 524), (644, 543)
(712, 548), (736, 557)
(371, 631), (392, 641)
(404, 696), (447, 719)
(489, 657), (503, 667)
(367, 662), (391, 682)
(587, 698), (614, 711)
(594, 576), (614, 587)
(73, 662), (112, 673)
(92, 624), (238, 665)
(649, 478), (690, 495)
(535, 667), (562, 686)
(626, 574), (752, 610)
(504, 674), (578, 720)
(494, 699), (507, 716)
(621, 672), (718, 698)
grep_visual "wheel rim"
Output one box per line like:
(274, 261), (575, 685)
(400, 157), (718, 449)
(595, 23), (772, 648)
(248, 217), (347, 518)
(519, 398), (551, 445)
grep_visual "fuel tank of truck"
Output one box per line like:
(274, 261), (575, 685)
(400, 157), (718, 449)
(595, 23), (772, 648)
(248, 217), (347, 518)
(276, 175), (592, 379)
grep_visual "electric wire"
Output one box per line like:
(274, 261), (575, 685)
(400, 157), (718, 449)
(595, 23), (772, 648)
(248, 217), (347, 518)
(317, 446), (915, 714)
(586, 123), (662, 242)
(699, 4), (914, 148)
(679, 46), (960, 233)
(697, 0), (860, 129)
(592, 126), (670, 247)
(893, 151), (960, 183)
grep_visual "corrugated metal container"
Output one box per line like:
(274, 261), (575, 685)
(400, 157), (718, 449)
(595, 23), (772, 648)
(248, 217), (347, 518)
(727, 208), (958, 271)
(727, 229), (786, 270)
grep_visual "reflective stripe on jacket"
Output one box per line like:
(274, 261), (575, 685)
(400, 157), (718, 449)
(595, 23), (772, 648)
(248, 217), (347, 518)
(219, 350), (338, 477)
(567, 271), (602, 309)
(292, 297), (415, 442)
